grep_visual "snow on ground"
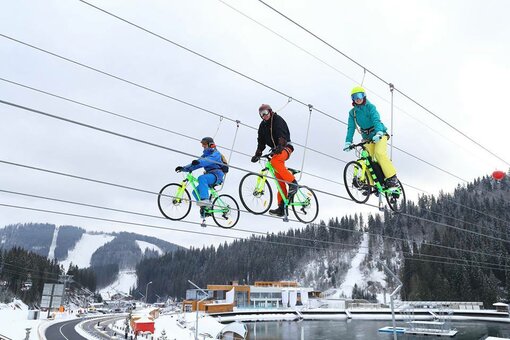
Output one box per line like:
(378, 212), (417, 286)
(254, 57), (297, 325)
(136, 240), (163, 255)
(336, 233), (368, 299)
(60, 233), (114, 269)
(0, 299), (76, 340)
(99, 270), (137, 298)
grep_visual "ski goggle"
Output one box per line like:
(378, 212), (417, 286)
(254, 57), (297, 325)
(351, 92), (365, 101)
(259, 109), (270, 118)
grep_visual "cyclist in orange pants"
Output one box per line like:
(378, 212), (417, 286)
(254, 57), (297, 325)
(251, 104), (298, 217)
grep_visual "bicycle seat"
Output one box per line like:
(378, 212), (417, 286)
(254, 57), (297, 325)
(288, 168), (301, 175)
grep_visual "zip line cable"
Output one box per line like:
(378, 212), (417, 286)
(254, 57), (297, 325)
(1, 98), (509, 244)
(0, 77), (502, 230)
(4, 77), (508, 228)
(74, 1), (507, 175)
(0, 202), (507, 273)
(0, 33), (472, 183)
(216, 0), (479, 161)
(256, 0), (510, 167)
(2, 187), (508, 263)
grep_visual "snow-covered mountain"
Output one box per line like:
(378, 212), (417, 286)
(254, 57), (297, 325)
(0, 223), (183, 294)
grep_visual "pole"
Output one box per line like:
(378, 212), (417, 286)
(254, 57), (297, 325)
(389, 83), (394, 160)
(381, 261), (402, 340)
(47, 284), (55, 319)
(188, 280), (208, 340)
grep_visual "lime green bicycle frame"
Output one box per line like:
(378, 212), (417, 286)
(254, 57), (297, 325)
(176, 172), (228, 214)
(255, 160), (308, 208)
(355, 148), (401, 196)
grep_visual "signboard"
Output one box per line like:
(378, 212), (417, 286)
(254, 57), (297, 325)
(40, 284), (65, 308)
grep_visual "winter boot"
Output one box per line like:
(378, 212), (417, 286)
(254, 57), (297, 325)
(385, 175), (399, 189)
(287, 180), (299, 200)
(269, 202), (285, 217)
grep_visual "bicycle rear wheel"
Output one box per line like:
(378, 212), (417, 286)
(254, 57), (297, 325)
(211, 194), (240, 229)
(291, 186), (319, 223)
(158, 183), (192, 220)
(343, 161), (371, 204)
(239, 173), (273, 214)
(385, 179), (406, 213)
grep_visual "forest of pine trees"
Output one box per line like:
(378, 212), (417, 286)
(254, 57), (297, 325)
(136, 174), (510, 306)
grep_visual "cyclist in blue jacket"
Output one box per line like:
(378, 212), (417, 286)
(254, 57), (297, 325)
(175, 137), (225, 207)
(343, 86), (399, 188)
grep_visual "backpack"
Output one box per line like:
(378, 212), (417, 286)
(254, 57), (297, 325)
(220, 153), (229, 173)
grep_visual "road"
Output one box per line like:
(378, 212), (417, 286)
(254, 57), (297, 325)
(45, 314), (126, 340)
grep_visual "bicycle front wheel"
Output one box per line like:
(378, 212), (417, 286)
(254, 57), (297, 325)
(291, 186), (319, 224)
(343, 161), (371, 204)
(239, 173), (273, 214)
(158, 183), (192, 220)
(385, 179), (406, 213)
(211, 194), (240, 229)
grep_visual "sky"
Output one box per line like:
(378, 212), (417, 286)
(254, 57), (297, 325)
(1, 0), (509, 248)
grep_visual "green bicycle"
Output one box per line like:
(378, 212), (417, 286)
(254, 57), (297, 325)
(238, 153), (319, 223)
(157, 171), (240, 228)
(343, 140), (406, 212)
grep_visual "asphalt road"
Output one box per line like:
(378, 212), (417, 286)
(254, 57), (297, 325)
(45, 315), (126, 340)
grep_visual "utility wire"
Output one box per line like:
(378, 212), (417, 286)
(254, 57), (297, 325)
(0, 34), (472, 184)
(257, 0), (510, 167)
(0, 202), (508, 272)
(3, 77), (508, 227)
(74, 0), (510, 169)
(1, 98), (509, 245)
(2, 188), (507, 263)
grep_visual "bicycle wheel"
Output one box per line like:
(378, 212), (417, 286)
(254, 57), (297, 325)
(211, 194), (240, 229)
(385, 179), (406, 213)
(343, 161), (371, 204)
(157, 183), (192, 220)
(291, 186), (319, 223)
(239, 173), (273, 214)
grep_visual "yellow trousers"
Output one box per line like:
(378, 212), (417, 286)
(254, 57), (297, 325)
(364, 135), (397, 179)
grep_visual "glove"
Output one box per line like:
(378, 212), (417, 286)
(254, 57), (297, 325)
(191, 160), (200, 166)
(343, 142), (352, 152)
(175, 166), (183, 173)
(372, 131), (384, 143)
(251, 150), (262, 163)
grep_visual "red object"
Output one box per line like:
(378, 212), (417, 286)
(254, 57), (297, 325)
(133, 319), (155, 334)
(492, 170), (506, 181)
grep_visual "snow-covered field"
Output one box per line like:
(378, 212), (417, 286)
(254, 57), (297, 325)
(60, 233), (114, 269)
(136, 240), (163, 255)
(99, 269), (138, 298)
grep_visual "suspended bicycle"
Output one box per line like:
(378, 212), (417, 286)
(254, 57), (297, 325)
(158, 170), (240, 228)
(343, 140), (406, 212)
(238, 153), (319, 223)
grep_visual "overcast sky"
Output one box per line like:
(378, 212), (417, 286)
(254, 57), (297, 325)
(1, 0), (509, 248)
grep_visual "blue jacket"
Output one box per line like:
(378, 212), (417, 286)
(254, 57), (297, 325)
(345, 99), (387, 143)
(183, 148), (225, 181)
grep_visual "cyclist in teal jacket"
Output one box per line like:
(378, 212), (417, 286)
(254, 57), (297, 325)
(175, 137), (225, 207)
(343, 86), (399, 188)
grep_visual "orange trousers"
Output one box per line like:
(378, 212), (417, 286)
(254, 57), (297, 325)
(270, 147), (295, 204)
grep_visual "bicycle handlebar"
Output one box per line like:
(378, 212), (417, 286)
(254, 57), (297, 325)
(349, 140), (373, 150)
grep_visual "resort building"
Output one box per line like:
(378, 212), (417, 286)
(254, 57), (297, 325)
(183, 281), (315, 312)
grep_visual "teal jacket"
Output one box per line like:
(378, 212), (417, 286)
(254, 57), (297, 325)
(345, 99), (387, 143)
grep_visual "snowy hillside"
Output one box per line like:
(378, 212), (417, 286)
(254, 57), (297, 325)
(60, 233), (114, 269)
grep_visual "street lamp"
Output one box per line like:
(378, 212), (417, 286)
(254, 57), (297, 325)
(145, 281), (153, 304)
